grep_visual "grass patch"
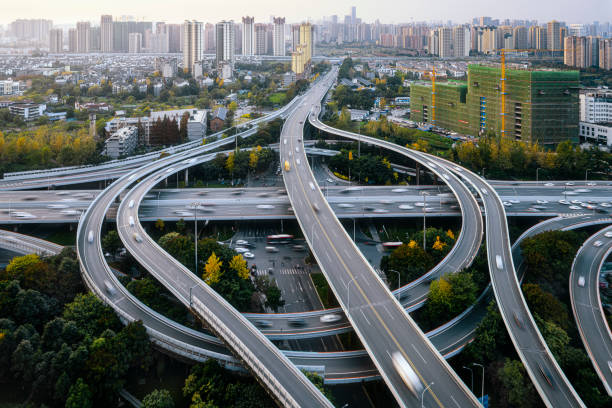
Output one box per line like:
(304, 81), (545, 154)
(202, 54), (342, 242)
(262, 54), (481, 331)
(268, 92), (286, 105)
(311, 273), (338, 308)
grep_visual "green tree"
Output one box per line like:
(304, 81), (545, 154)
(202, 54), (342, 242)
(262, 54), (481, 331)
(101, 230), (122, 255)
(522, 283), (569, 330)
(497, 359), (538, 408)
(63, 293), (121, 336)
(65, 378), (93, 408)
(155, 218), (165, 231)
(142, 389), (175, 408)
(265, 285), (285, 312)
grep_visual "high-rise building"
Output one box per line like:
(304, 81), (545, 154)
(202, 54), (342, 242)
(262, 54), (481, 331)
(49, 28), (63, 53)
(478, 16), (492, 26)
(204, 23), (215, 52)
(68, 28), (77, 53)
(452, 26), (470, 57)
(254, 24), (267, 55)
(535, 26), (548, 50)
(599, 39), (612, 70)
(438, 27), (452, 58)
(299, 23), (314, 60)
(273, 17), (285, 56)
(182, 21), (203, 74)
(113, 21), (129, 52)
(89, 27), (101, 52)
(569, 24), (586, 37)
(216, 20), (235, 66)
(291, 24), (301, 52)
(351, 6), (357, 24)
(547, 20), (561, 50)
(129, 33), (142, 53)
(410, 65), (579, 145)
(234, 24), (242, 54)
(242, 16), (255, 56)
(513, 26), (528, 50)
(9, 19), (52, 43)
(167, 24), (182, 53)
(101, 15), (113, 53)
(76, 21), (90, 53)
(586, 36), (600, 67)
(291, 23), (314, 76)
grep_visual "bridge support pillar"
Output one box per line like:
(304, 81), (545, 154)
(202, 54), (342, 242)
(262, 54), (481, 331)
(185, 169), (189, 186)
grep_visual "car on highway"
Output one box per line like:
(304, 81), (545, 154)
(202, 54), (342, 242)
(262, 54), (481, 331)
(398, 204), (415, 210)
(292, 245), (306, 251)
(578, 276), (586, 287)
(128, 200), (135, 208)
(513, 312), (524, 329)
(236, 239), (249, 245)
(566, 182), (575, 186)
(309, 182), (316, 191)
(129, 216), (135, 227)
(392, 188), (408, 193)
(495, 255), (504, 270)
(295, 146), (300, 153)
(601, 203), (611, 208)
(265, 246), (279, 253)
(47, 204), (69, 209)
(558, 199), (570, 205)
(320, 314), (342, 323)
(537, 363), (554, 387)
(374, 209), (389, 213)
(571, 200), (582, 204)
(391, 352), (423, 396)
(414, 202), (425, 207)
(593, 240), (604, 247)
(254, 320), (272, 328)
(59, 210), (79, 216)
(256, 204), (275, 210)
(587, 182), (596, 186)
(379, 199), (394, 205)
(605, 231), (612, 238)
(481, 188), (488, 195)
(88, 231), (94, 243)
(288, 318), (306, 327)
(104, 280), (117, 297)
(244, 252), (255, 259)
(296, 158), (301, 165)
(234, 247), (249, 253)
(284, 160), (290, 171)
(544, 183), (554, 186)
(133, 233), (143, 243)
(575, 189), (590, 193)
(569, 206), (582, 210)
(509, 199), (520, 204)
(503, 201), (512, 207)
(338, 203), (354, 208)
(256, 192), (270, 198)
(536, 200), (548, 204)
(312, 202), (321, 212)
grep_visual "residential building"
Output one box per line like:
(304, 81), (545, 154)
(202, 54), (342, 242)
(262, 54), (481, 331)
(9, 103), (46, 121)
(68, 28), (77, 53)
(113, 21), (129, 52)
(255, 24), (268, 55)
(89, 27), (101, 52)
(242, 16), (255, 56)
(204, 23), (215, 51)
(167, 24), (182, 53)
(439, 27), (452, 58)
(579, 122), (612, 146)
(273, 17), (285, 56)
(129, 33), (142, 53)
(183, 21), (203, 74)
(452, 26), (470, 57)
(513, 26), (528, 50)
(9, 19), (52, 43)
(0, 79), (23, 95)
(100, 15), (113, 52)
(105, 126), (138, 159)
(49, 28), (63, 53)
(580, 89), (612, 123)
(209, 107), (228, 132)
(409, 65), (579, 145)
(216, 21), (235, 68)
(600, 39), (612, 70)
(76, 21), (90, 53)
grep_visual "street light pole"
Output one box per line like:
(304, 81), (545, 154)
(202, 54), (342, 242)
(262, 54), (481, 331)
(462, 366), (474, 392)
(472, 363), (484, 400)
(193, 202), (199, 276)
(536, 167), (541, 184)
(421, 382), (434, 408)
(421, 191), (429, 250)
(346, 276), (357, 312)
(389, 269), (401, 301)
(585, 169), (589, 186)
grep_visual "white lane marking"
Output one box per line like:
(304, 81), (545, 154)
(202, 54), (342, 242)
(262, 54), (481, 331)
(383, 303), (395, 320)
(360, 309), (371, 326)
(411, 344), (427, 364)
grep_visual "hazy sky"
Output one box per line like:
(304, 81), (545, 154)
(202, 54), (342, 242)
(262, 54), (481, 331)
(2, 0), (610, 25)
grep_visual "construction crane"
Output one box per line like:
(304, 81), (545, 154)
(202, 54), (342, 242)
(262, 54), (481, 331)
(431, 64), (436, 125)
(498, 48), (564, 136)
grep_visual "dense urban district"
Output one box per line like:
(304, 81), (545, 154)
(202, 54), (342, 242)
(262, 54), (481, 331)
(0, 4), (611, 408)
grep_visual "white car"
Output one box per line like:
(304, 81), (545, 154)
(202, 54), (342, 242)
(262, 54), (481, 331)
(326, 178), (333, 183)
(578, 276), (585, 287)
(133, 233), (143, 243)
(536, 200), (548, 204)
(593, 240), (604, 247)
(374, 209), (389, 213)
(256, 204), (275, 210)
(398, 204), (414, 210)
(566, 182), (575, 186)
(47, 204), (68, 209)
(503, 201), (512, 207)
(575, 189), (590, 193)
(569, 205), (582, 210)
(243, 252), (255, 259)
(571, 200), (582, 204)
(604, 231), (612, 238)
(558, 200), (570, 205)
(236, 239), (249, 245)
(309, 181), (315, 191)
(234, 247), (249, 253)
(379, 200), (394, 205)
(392, 188), (408, 193)
(414, 202), (425, 207)
(320, 314), (342, 323)
(295, 146), (300, 153)
(509, 199), (520, 204)
(544, 183), (554, 186)
(338, 203), (355, 208)
(587, 182), (596, 186)
(296, 158), (301, 165)
(600, 203), (611, 208)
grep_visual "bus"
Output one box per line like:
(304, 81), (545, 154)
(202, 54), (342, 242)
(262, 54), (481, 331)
(382, 242), (403, 251)
(267, 234), (294, 244)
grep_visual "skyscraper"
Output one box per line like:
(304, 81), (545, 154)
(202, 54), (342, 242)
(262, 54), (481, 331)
(351, 6), (356, 24)
(68, 28), (77, 53)
(129, 33), (142, 53)
(113, 21), (129, 52)
(89, 27), (101, 52)
(273, 17), (285, 56)
(49, 28), (63, 53)
(254, 24), (267, 55)
(182, 21), (203, 74)
(167, 24), (182, 53)
(100, 15), (113, 53)
(438, 27), (452, 58)
(216, 21), (235, 66)
(547, 20), (561, 50)
(204, 23), (215, 52)
(242, 16), (255, 56)
(452, 26), (470, 57)
(76, 21), (90, 53)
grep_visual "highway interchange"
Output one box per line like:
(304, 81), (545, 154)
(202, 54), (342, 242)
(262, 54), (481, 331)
(0, 66), (610, 407)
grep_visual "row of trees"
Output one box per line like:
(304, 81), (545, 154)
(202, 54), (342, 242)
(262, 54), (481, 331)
(0, 124), (100, 174)
(327, 149), (398, 185)
(0, 249), (152, 407)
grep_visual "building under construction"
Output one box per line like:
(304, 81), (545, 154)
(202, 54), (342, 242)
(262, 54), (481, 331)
(409, 65), (580, 145)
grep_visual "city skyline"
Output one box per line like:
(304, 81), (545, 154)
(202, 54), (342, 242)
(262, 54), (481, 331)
(2, 0), (610, 25)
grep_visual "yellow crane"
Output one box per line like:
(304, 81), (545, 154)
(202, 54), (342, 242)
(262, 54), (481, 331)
(431, 65), (436, 125)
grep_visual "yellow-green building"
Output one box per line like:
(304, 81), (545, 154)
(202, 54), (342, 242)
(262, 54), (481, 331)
(410, 65), (580, 145)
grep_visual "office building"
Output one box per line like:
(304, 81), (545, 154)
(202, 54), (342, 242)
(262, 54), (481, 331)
(216, 21), (235, 67)
(101, 15), (113, 52)
(49, 28), (63, 53)
(129, 33), (142, 53)
(410, 65), (579, 145)
(273, 17), (285, 56)
(76, 21), (90, 53)
(580, 89), (612, 123)
(547, 20), (561, 50)
(105, 126), (138, 159)
(182, 21), (203, 74)
(242, 16), (255, 56)
(0, 79), (23, 96)
(68, 28), (77, 53)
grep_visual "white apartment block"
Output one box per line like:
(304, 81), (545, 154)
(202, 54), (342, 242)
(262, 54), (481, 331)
(579, 122), (611, 146)
(105, 126), (138, 159)
(9, 103), (46, 121)
(580, 89), (612, 123)
(0, 79), (23, 95)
